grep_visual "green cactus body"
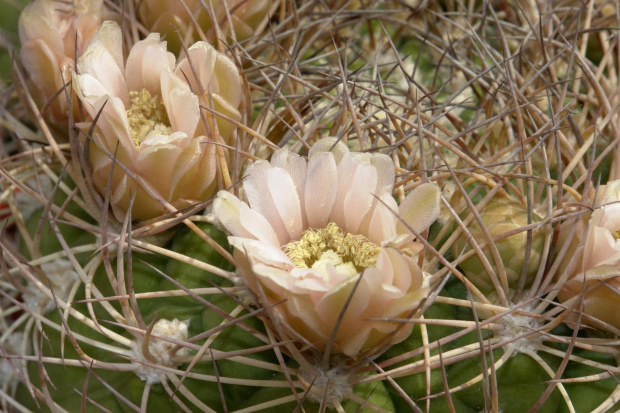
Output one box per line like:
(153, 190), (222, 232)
(378, 277), (620, 413)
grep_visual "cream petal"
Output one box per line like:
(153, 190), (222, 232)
(583, 225), (620, 270)
(134, 134), (186, 197)
(252, 264), (297, 298)
(160, 72), (200, 138)
(139, 131), (190, 148)
(308, 137), (349, 163)
(271, 148), (308, 226)
(175, 41), (217, 96)
(285, 294), (329, 343)
(72, 72), (109, 114)
(76, 21), (128, 104)
(211, 93), (242, 140)
(82, 94), (136, 160)
(382, 288), (429, 319)
(178, 141), (218, 199)
(212, 52), (242, 110)
(601, 180), (620, 205)
(366, 192), (399, 244)
(375, 249), (394, 286)
(167, 139), (205, 199)
(371, 153), (396, 193)
(583, 282), (620, 330)
(315, 268), (390, 357)
(266, 167), (304, 242)
(305, 152), (338, 229)
(382, 247), (417, 293)
(339, 328), (372, 357)
(125, 33), (175, 96)
(343, 160), (378, 234)
(111, 173), (129, 206)
(330, 152), (359, 228)
(289, 268), (331, 297)
(397, 183), (441, 235)
(597, 204), (620, 233)
(244, 161), (289, 245)
(21, 40), (61, 93)
(314, 272), (371, 341)
(213, 191), (280, 246)
(19, 5), (63, 51)
(228, 237), (293, 270)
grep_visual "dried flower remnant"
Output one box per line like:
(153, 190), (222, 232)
(72, 21), (243, 221)
(18, 0), (107, 123)
(559, 180), (620, 331)
(213, 138), (440, 358)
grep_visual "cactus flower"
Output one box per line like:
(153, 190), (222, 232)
(18, 0), (106, 123)
(559, 180), (620, 330)
(213, 138), (440, 357)
(72, 21), (243, 221)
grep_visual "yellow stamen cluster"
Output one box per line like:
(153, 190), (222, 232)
(284, 223), (380, 272)
(126, 89), (171, 147)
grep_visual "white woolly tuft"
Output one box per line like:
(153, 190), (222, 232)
(132, 318), (189, 383)
(299, 366), (354, 406)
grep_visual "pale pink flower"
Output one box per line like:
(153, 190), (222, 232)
(72, 21), (243, 221)
(559, 180), (620, 330)
(19, 0), (106, 123)
(213, 138), (440, 357)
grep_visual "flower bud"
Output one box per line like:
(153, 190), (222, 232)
(452, 197), (544, 293)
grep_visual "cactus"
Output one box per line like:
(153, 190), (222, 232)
(2, 1), (620, 413)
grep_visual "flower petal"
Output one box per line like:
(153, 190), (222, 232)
(244, 161), (289, 245)
(214, 191), (280, 246)
(397, 183), (441, 235)
(343, 157), (378, 234)
(160, 72), (200, 139)
(76, 21), (127, 104)
(125, 32), (175, 96)
(365, 192), (398, 244)
(371, 153), (395, 193)
(271, 148), (308, 227)
(175, 41), (216, 97)
(304, 152), (338, 229)
(266, 167), (304, 242)
(308, 137), (349, 163)
(134, 134), (187, 197)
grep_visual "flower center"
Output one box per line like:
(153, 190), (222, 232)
(126, 89), (172, 147)
(284, 223), (380, 275)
